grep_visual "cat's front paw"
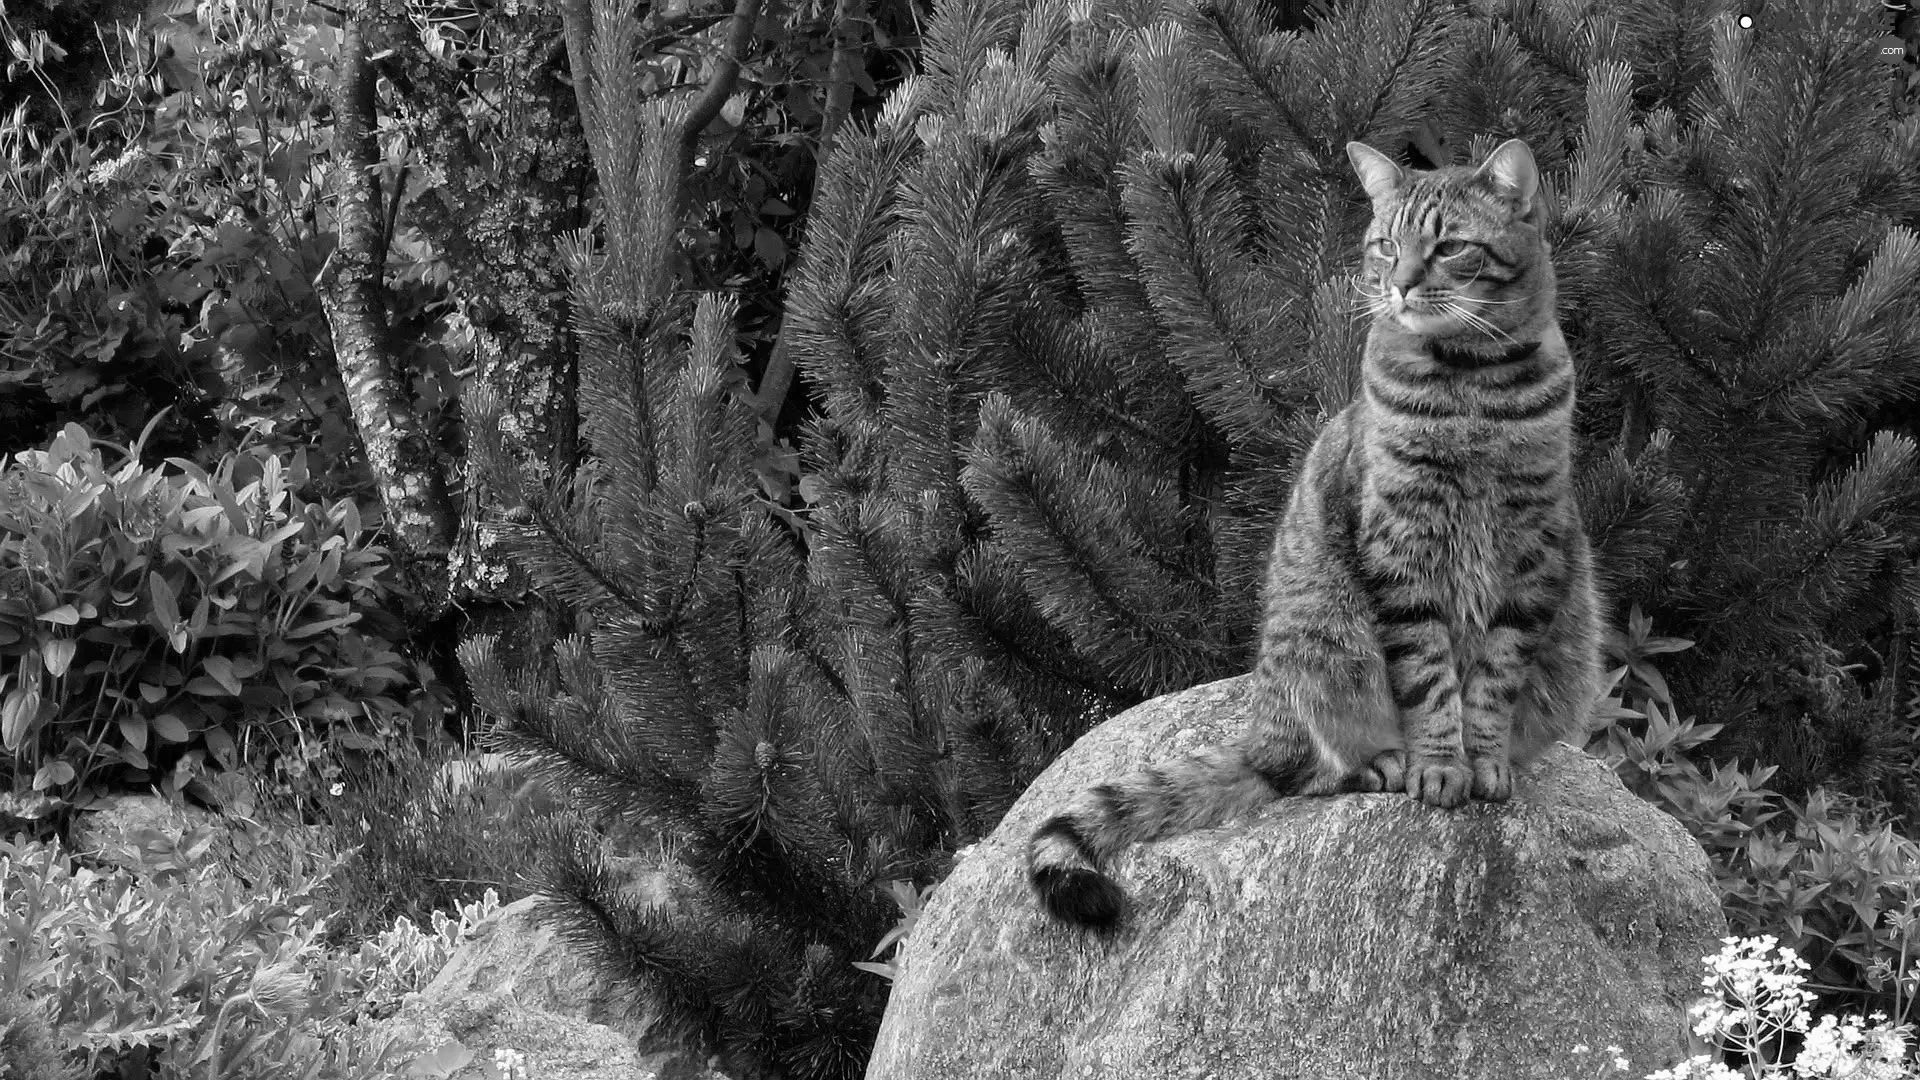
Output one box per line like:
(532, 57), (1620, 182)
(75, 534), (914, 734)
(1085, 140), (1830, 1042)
(1363, 749), (1407, 793)
(1406, 758), (1472, 809)
(1470, 757), (1512, 801)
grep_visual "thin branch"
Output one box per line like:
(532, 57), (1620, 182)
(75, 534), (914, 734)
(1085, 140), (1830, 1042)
(756, 0), (866, 426)
(673, 0), (763, 163)
(559, 0), (596, 136)
(380, 163), (409, 264)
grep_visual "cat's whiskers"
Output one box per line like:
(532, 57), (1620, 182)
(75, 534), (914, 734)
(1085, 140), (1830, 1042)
(1348, 284), (1393, 322)
(1442, 301), (1517, 345)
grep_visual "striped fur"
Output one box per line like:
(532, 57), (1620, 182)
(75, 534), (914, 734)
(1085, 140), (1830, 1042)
(1029, 139), (1603, 928)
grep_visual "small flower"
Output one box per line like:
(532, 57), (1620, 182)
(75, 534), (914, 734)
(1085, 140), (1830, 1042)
(246, 961), (311, 1018)
(86, 143), (149, 186)
(493, 1047), (528, 1080)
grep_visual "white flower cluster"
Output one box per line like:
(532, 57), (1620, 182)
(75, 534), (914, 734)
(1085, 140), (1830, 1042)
(86, 143), (149, 187)
(492, 1047), (529, 1079)
(1793, 1014), (1909, 1079)
(1638, 937), (1915, 1080)
(1692, 936), (1818, 1042)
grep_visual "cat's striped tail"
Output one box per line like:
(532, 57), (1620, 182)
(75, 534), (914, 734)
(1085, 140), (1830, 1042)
(1027, 742), (1361, 927)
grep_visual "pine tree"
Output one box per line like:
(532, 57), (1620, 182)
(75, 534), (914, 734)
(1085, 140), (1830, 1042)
(460, 1), (893, 1073)
(459, 0), (1123, 1075)
(1564, 2), (1920, 795)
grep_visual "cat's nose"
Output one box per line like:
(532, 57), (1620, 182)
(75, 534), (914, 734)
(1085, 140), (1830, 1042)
(1391, 256), (1426, 290)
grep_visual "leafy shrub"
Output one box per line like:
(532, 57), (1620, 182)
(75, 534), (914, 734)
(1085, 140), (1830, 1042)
(343, 888), (502, 1019)
(0, 836), (425, 1079)
(1593, 619), (1920, 1027)
(0, 0), (402, 473)
(0, 420), (433, 800)
(1595, 701), (1783, 892)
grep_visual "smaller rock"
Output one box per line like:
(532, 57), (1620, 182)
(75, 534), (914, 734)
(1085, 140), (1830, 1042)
(376, 895), (730, 1080)
(378, 989), (644, 1080)
(420, 895), (650, 1038)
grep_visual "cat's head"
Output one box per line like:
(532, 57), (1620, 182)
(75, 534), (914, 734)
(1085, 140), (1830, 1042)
(1346, 138), (1553, 343)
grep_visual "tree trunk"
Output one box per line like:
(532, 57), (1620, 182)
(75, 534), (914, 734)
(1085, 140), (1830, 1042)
(318, 9), (458, 613)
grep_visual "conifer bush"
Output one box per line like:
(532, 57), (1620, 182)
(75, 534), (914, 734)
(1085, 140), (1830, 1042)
(1563, 4), (1920, 787)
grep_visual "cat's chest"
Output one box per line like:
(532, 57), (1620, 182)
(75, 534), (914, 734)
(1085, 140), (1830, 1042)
(1355, 432), (1555, 622)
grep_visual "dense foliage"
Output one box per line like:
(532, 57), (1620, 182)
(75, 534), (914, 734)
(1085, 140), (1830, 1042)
(0, 835), (504, 1079)
(0, 421), (438, 802)
(1599, 636), (1920, 1029)
(299, 748), (546, 945)
(0, 1), (375, 468)
(2, 0), (1919, 1076)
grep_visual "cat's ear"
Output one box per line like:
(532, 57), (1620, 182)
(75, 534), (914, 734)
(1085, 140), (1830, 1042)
(1474, 138), (1539, 211)
(1346, 142), (1404, 205)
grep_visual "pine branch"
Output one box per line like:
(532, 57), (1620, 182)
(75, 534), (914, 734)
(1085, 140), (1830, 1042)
(1593, 189), (1728, 399)
(1750, 227), (1920, 426)
(963, 394), (1239, 695)
(1773, 434), (1920, 627)
(1687, 434), (1920, 657)
(530, 819), (727, 1052)
(1186, 0), (1319, 155)
(784, 119), (920, 421)
(805, 497), (937, 785)
(944, 656), (1055, 827)
(561, 0), (766, 257)
(461, 635), (706, 828)
(684, 652), (889, 951)
(1121, 144), (1297, 452)
(918, 0), (1027, 111)
(765, 943), (884, 1080)
(1032, 32), (1162, 361)
(1575, 430), (1688, 602)
(882, 75), (1051, 497)
(1309, 0), (1456, 148)
(995, 312), (1193, 459)
(942, 544), (1140, 713)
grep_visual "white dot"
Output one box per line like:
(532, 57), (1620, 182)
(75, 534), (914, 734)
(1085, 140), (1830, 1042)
(1738, 14), (1753, 27)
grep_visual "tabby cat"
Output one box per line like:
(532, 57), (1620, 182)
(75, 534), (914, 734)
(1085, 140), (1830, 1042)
(1028, 138), (1602, 928)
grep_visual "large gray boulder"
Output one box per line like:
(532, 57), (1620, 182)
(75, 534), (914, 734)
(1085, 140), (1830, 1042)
(867, 674), (1725, 1080)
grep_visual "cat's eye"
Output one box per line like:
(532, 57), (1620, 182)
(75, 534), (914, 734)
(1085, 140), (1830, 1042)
(1433, 239), (1473, 257)
(1368, 238), (1397, 258)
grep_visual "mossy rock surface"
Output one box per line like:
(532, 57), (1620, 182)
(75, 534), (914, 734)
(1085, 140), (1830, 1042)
(867, 674), (1724, 1080)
